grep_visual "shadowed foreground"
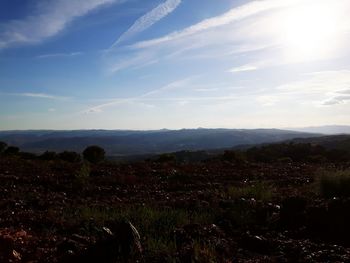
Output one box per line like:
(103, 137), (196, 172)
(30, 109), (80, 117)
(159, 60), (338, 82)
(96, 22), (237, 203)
(1, 152), (350, 262)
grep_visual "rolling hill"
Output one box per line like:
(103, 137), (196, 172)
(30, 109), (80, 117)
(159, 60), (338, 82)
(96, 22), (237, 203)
(0, 129), (319, 156)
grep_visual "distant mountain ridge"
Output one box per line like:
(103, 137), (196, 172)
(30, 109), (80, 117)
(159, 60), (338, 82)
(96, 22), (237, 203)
(287, 125), (350, 135)
(0, 129), (320, 156)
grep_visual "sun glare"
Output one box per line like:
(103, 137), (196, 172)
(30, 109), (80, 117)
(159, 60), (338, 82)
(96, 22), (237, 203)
(283, 1), (341, 61)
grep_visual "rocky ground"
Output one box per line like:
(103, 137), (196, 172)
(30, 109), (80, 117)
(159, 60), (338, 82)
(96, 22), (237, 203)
(0, 156), (350, 262)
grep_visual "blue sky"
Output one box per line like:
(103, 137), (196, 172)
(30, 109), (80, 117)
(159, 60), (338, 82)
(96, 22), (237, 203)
(1, 0), (350, 130)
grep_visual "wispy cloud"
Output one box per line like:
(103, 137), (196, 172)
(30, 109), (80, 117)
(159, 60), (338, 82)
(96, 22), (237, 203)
(130, 0), (300, 49)
(84, 95), (239, 113)
(20, 93), (58, 99)
(269, 70), (350, 106)
(107, 0), (350, 74)
(256, 95), (279, 106)
(111, 0), (181, 47)
(194, 88), (219, 92)
(82, 76), (246, 114)
(339, 89), (350, 95)
(108, 50), (158, 73)
(228, 65), (258, 73)
(277, 70), (350, 94)
(322, 87), (350, 106)
(228, 58), (276, 73)
(37, 52), (83, 59)
(4, 92), (69, 100)
(0, 0), (117, 50)
(107, 0), (301, 73)
(83, 77), (193, 113)
(322, 95), (350, 105)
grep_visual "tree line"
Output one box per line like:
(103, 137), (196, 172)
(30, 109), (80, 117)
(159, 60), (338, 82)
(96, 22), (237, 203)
(0, 142), (105, 164)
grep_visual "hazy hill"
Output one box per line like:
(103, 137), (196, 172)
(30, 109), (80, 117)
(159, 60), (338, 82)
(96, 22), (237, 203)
(0, 129), (319, 156)
(289, 125), (350, 135)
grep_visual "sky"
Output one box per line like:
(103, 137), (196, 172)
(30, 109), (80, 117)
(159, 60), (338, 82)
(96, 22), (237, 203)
(1, 0), (350, 130)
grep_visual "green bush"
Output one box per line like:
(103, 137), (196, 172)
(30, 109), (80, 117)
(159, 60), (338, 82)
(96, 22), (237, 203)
(318, 169), (350, 198)
(83, 145), (105, 163)
(59, 151), (81, 163)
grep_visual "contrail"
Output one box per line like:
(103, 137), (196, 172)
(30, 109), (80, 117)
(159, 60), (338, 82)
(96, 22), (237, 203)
(111, 0), (181, 48)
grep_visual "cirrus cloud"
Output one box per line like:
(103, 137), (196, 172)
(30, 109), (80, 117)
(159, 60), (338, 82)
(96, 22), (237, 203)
(111, 0), (181, 47)
(0, 0), (118, 50)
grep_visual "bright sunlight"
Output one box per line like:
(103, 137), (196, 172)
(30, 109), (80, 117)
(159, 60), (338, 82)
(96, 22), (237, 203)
(283, 1), (341, 61)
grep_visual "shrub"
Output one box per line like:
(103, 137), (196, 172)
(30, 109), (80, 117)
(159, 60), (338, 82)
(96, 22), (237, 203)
(318, 169), (350, 198)
(325, 149), (350, 162)
(59, 151), (81, 163)
(20, 152), (37, 160)
(0, 141), (7, 153)
(246, 143), (331, 163)
(222, 150), (247, 164)
(4, 146), (19, 155)
(157, 153), (176, 163)
(83, 145), (105, 163)
(39, 151), (57, 161)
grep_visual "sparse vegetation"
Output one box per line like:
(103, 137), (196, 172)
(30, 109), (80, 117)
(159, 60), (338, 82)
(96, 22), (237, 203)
(192, 240), (217, 263)
(62, 205), (216, 256)
(74, 162), (91, 189)
(318, 169), (350, 198)
(246, 142), (350, 163)
(227, 182), (274, 201)
(0, 141), (349, 262)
